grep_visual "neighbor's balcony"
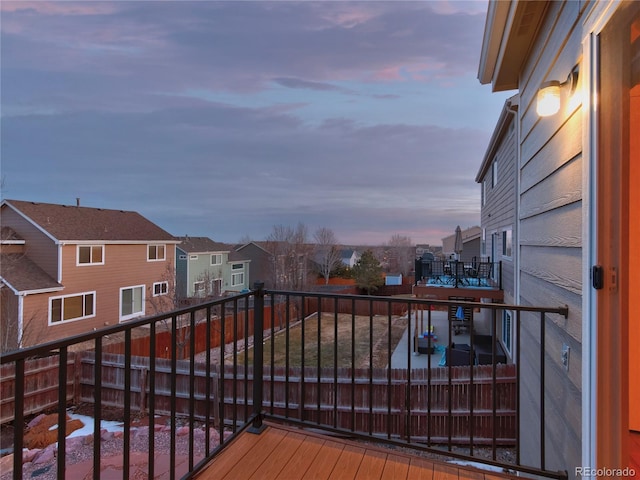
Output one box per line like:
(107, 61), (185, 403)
(414, 260), (504, 303)
(1, 286), (568, 479)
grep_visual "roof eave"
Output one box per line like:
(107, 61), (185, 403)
(478, 1), (549, 92)
(475, 94), (519, 183)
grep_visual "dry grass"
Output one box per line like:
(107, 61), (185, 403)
(233, 313), (407, 369)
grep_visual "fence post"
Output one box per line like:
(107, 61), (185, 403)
(249, 282), (266, 434)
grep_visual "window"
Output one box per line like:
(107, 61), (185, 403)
(482, 180), (487, 206)
(232, 263), (243, 270)
(50, 292), (95, 324)
(481, 228), (486, 256)
(194, 281), (205, 297)
(502, 228), (512, 258)
(231, 272), (244, 286)
(190, 255), (198, 260)
(120, 285), (144, 321)
(179, 254), (187, 260)
(502, 310), (513, 355)
(148, 244), (166, 261)
(492, 160), (498, 187)
(77, 245), (104, 265)
(211, 254), (222, 265)
(153, 281), (168, 296)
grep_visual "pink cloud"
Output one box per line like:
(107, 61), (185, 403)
(1, 1), (119, 15)
(372, 66), (403, 82)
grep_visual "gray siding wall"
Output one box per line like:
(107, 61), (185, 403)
(516, 1), (584, 475)
(1, 205), (59, 280)
(480, 107), (517, 302)
(236, 244), (272, 289)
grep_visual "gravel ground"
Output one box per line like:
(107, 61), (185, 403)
(0, 411), (226, 480)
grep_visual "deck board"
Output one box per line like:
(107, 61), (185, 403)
(277, 434), (326, 479)
(380, 453), (411, 480)
(327, 444), (365, 479)
(301, 439), (345, 480)
(195, 423), (525, 480)
(247, 431), (307, 480)
(221, 427), (288, 480)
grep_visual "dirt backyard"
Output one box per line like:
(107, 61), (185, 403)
(232, 312), (408, 369)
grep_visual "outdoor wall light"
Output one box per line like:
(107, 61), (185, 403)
(536, 65), (579, 117)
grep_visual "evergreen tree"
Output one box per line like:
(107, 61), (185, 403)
(352, 249), (384, 295)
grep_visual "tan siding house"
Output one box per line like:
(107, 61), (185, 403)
(479, 1), (639, 476)
(0, 200), (179, 349)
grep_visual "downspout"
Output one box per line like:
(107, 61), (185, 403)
(17, 294), (24, 348)
(506, 97), (520, 363)
(58, 243), (63, 283)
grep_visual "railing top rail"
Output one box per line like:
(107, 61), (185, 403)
(265, 288), (568, 318)
(0, 290), (253, 364)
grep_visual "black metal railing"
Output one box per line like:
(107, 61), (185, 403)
(415, 260), (501, 289)
(0, 285), (568, 479)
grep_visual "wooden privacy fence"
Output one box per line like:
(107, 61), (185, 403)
(74, 353), (516, 445)
(1, 352), (516, 446)
(0, 354), (76, 425)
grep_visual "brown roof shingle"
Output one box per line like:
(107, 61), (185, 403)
(177, 236), (230, 254)
(4, 200), (177, 242)
(0, 253), (63, 293)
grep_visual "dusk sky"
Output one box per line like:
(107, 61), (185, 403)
(1, 1), (512, 246)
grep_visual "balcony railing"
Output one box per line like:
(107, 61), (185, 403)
(0, 284), (568, 480)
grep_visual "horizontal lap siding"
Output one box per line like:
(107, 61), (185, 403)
(0, 206), (59, 279)
(34, 244), (176, 344)
(516, 0), (585, 475)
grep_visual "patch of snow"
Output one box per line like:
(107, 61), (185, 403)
(65, 412), (126, 439)
(447, 460), (512, 473)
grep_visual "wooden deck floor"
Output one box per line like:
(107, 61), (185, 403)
(195, 423), (519, 480)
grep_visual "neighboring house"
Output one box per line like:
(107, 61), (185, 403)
(476, 94), (519, 360)
(479, 0), (638, 476)
(0, 199), (179, 349)
(176, 236), (250, 298)
(441, 226), (481, 263)
(236, 241), (313, 291)
(340, 249), (360, 268)
(235, 242), (273, 289)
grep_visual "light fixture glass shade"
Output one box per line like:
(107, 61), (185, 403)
(536, 81), (561, 117)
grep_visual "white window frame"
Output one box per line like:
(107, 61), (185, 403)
(179, 254), (187, 260)
(232, 263), (244, 270)
(492, 159), (498, 187)
(77, 245), (104, 266)
(231, 272), (244, 287)
(49, 291), (96, 325)
(502, 228), (513, 259)
(194, 280), (205, 297)
(211, 278), (223, 295)
(120, 285), (145, 322)
(502, 310), (513, 355)
(147, 244), (166, 262)
(153, 281), (168, 297)
(190, 254), (198, 260)
(211, 254), (222, 265)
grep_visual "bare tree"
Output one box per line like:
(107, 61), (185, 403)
(313, 227), (342, 285)
(385, 234), (414, 277)
(265, 223), (312, 291)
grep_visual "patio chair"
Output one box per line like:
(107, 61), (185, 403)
(430, 261), (446, 284)
(448, 296), (474, 335)
(452, 261), (467, 286)
(476, 262), (492, 286)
